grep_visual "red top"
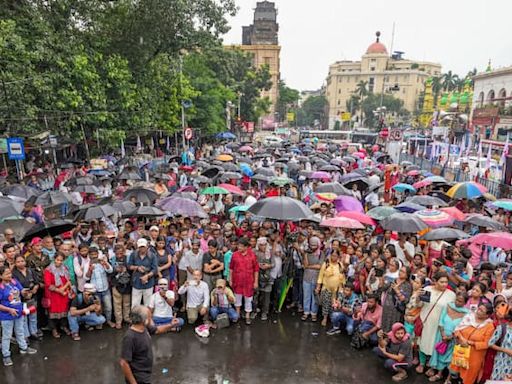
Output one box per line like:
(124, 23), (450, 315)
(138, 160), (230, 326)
(43, 268), (70, 315)
(230, 248), (259, 297)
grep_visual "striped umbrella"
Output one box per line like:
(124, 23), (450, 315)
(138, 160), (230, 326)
(446, 182), (487, 199)
(414, 209), (454, 228)
(440, 207), (466, 221)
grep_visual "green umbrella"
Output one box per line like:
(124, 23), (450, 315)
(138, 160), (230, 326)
(269, 177), (294, 187)
(199, 186), (229, 195)
(229, 205), (249, 213)
(278, 278), (293, 312)
(367, 206), (399, 221)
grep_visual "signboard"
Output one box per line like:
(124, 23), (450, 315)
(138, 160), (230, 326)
(0, 138), (7, 154)
(473, 107), (499, 118)
(242, 121), (254, 133)
(341, 112), (351, 122)
(7, 137), (25, 160)
(286, 112), (295, 122)
(388, 129), (403, 141)
(184, 127), (193, 140)
(90, 158), (108, 170)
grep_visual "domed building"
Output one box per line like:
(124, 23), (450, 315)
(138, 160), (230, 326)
(325, 32), (442, 129)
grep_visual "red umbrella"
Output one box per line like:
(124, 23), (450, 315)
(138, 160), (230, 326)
(320, 217), (365, 229)
(336, 211), (376, 226)
(179, 165), (194, 172)
(218, 183), (244, 196)
(440, 207), (465, 221)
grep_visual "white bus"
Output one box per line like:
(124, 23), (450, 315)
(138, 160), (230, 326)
(299, 130), (352, 143)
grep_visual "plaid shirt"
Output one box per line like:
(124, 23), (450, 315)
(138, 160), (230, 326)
(335, 291), (362, 315)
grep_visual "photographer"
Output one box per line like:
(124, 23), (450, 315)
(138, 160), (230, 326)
(111, 244), (132, 329)
(373, 322), (413, 382)
(68, 283), (106, 341)
(209, 278), (238, 324)
(86, 246), (114, 328)
(148, 278), (184, 330)
(128, 238), (158, 307)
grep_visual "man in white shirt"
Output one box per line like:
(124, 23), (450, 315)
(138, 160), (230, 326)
(148, 278), (185, 329)
(177, 270), (210, 324)
(390, 234), (415, 267)
(182, 239), (203, 280)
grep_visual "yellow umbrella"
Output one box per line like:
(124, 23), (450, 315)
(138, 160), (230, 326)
(216, 154), (234, 162)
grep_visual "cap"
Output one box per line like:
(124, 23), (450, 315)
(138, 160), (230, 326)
(31, 237), (42, 246)
(137, 238), (148, 248)
(257, 237), (268, 245)
(158, 278), (169, 286)
(191, 239), (200, 246)
(83, 283), (97, 293)
(216, 279), (227, 289)
(149, 226), (160, 232)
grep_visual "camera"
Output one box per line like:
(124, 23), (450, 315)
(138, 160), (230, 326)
(374, 268), (384, 277)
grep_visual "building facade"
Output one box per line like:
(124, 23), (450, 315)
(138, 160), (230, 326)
(325, 32), (441, 129)
(471, 66), (512, 143)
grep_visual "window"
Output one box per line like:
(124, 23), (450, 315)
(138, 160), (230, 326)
(371, 58), (376, 62)
(369, 77), (375, 93)
(337, 100), (341, 105)
(370, 66), (375, 71)
(338, 89), (341, 94)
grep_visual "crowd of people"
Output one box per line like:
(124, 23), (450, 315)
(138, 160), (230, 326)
(0, 140), (512, 384)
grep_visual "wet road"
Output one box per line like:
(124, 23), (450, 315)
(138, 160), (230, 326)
(2, 312), (429, 384)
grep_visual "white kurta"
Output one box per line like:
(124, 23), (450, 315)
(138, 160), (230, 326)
(418, 286), (456, 356)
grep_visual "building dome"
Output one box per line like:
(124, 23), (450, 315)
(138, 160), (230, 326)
(366, 31), (387, 54)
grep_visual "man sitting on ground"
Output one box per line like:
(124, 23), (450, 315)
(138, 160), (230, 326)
(148, 278), (184, 331)
(209, 278), (239, 325)
(177, 269), (210, 324)
(68, 283), (106, 341)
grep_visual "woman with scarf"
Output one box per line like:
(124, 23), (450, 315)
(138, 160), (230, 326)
(316, 249), (345, 327)
(43, 253), (72, 339)
(427, 292), (469, 382)
(380, 266), (412, 333)
(302, 236), (324, 322)
(488, 304), (512, 381)
(447, 302), (495, 384)
(373, 322), (413, 382)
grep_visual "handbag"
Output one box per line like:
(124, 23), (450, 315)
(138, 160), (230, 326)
(414, 290), (446, 337)
(434, 340), (448, 355)
(452, 344), (471, 369)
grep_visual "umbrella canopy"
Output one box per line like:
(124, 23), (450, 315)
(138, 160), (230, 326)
(2, 185), (42, 200)
(421, 228), (470, 241)
(74, 185), (100, 194)
(80, 204), (117, 221)
(239, 145), (253, 153)
(21, 219), (76, 242)
(407, 170), (420, 176)
(117, 167), (142, 181)
(194, 175), (211, 184)
(406, 195), (448, 207)
(218, 183), (244, 196)
(340, 173), (369, 190)
(380, 212), (428, 233)
(315, 193), (337, 202)
(111, 201), (136, 215)
(200, 186), (229, 195)
(123, 188), (158, 204)
(367, 206), (399, 220)
(215, 132), (236, 140)
(229, 205), (249, 213)
(239, 163), (254, 177)
(319, 165), (339, 172)
(247, 196), (314, 221)
(0, 199), (23, 218)
(315, 182), (351, 196)
(446, 182), (487, 199)
(395, 202), (425, 213)
(156, 197), (208, 218)
(464, 213), (505, 230)
(34, 191), (72, 207)
(333, 195), (364, 213)
(269, 177), (294, 187)
(221, 163), (239, 172)
(414, 209), (454, 228)
(491, 199), (512, 211)
(65, 176), (97, 187)
(255, 168), (276, 177)
(320, 217), (365, 229)
(125, 206), (166, 218)
(336, 211), (376, 226)
(462, 232), (512, 250)
(440, 207), (466, 221)
(392, 183), (416, 193)
(0, 218), (34, 242)
(309, 171), (331, 180)
(219, 172), (242, 181)
(201, 166), (224, 179)
(152, 173), (171, 181)
(252, 174), (271, 183)
(216, 154), (234, 162)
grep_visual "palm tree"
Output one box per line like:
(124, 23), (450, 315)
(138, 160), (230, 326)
(454, 77), (466, 92)
(465, 68), (477, 87)
(356, 80), (369, 98)
(441, 71), (459, 92)
(431, 76), (442, 106)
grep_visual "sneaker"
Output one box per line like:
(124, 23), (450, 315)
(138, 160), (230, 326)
(245, 317), (252, 325)
(326, 327), (341, 336)
(261, 313), (268, 321)
(250, 312), (257, 319)
(20, 347), (37, 355)
(3, 357), (13, 366)
(35, 330), (44, 338)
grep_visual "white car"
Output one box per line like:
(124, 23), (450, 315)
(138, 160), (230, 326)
(263, 136), (283, 146)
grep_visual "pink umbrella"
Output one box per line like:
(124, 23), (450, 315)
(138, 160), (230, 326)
(320, 217), (365, 229)
(372, 144), (380, 152)
(218, 183), (244, 196)
(407, 170), (420, 176)
(239, 145), (253, 153)
(336, 211), (376, 226)
(178, 186), (196, 192)
(413, 179), (432, 189)
(440, 207), (465, 221)
(359, 148), (367, 153)
(333, 195), (364, 213)
(461, 232), (512, 250)
(310, 171), (332, 180)
(352, 151), (365, 159)
(414, 209), (454, 228)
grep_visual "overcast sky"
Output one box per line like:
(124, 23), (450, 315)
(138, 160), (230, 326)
(222, 0), (512, 91)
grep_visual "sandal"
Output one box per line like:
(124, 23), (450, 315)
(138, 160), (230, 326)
(72, 333), (81, 341)
(429, 373), (444, 382)
(301, 314), (309, 321)
(62, 327), (71, 336)
(51, 329), (61, 339)
(425, 368), (436, 377)
(311, 315), (318, 322)
(416, 365), (425, 374)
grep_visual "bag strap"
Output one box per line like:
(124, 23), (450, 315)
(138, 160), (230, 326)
(423, 290), (445, 324)
(496, 323), (508, 347)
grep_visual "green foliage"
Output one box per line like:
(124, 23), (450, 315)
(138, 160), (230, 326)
(0, 0), (270, 148)
(333, 121), (341, 131)
(361, 93), (404, 128)
(296, 95), (327, 127)
(276, 80), (300, 121)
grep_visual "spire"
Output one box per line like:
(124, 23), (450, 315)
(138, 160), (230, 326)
(376, 31), (381, 43)
(486, 59), (492, 73)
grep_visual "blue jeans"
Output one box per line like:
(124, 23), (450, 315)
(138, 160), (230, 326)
(331, 311), (355, 335)
(355, 320), (378, 344)
(67, 312), (106, 334)
(302, 280), (318, 315)
(210, 306), (239, 322)
(96, 290), (113, 323)
(23, 312), (38, 338)
(152, 316), (185, 328)
(2, 318), (28, 358)
(373, 347), (412, 372)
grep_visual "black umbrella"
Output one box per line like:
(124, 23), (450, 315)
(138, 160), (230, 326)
(421, 228), (469, 241)
(111, 201), (137, 215)
(124, 205), (166, 218)
(221, 163), (239, 172)
(80, 204), (117, 221)
(238, 157), (253, 165)
(252, 174), (271, 182)
(168, 155), (181, 163)
(74, 185), (100, 194)
(220, 172), (242, 181)
(21, 219), (76, 242)
(465, 214), (505, 230)
(0, 218), (34, 242)
(34, 191), (72, 207)
(273, 163), (286, 169)
(427, 191), (452, 203)
(342, 156), (356, 164)
(340, 172), (369, 191)
(201, 166), (224, 179)
(255, 168), (276, 177)
(407, 195), (448, 207)
(65, 176), (97, 187)
(2, 185), (42, 200)
(195, 160), (209, 169)
(248, 196), (314, 221)
(319, 165), (339, 172)
(151, 173), (171, 181)
(194, 175), (211, 184)
(118, 167), (142, 181)
(380, 213), (428, 233)
(406, 165), (420, 172)
(123, 188), (158, 204)
(315, 182), (351, 196)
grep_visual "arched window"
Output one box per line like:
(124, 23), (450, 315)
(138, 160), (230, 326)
(487, 90), (495, 105)
(498, 88), (507, 107)
(478, 91), (484, 107)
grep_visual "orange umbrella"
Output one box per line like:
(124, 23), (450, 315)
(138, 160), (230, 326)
(216, 154), (234, 162)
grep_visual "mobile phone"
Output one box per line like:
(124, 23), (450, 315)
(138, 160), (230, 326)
(419, 290), (431, 303)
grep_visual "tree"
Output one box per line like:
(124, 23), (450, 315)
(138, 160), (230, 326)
(276, 80), (300, 122)
(431, 76), (443, 106)
(441, 71), (459, 92)
(361, 93), (404, 128)
(345, 95), (361, 115)
(356, 80), (369, 97)
(296, 95), (327, 127)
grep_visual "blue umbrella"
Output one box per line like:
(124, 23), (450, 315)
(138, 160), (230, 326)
(240, 163), (254, 177)
(392, 183), (417, 193)
(216, 132), (236, 140)
(395, 202), (425, 213)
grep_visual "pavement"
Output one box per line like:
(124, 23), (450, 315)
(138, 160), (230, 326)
(1, 312), (430, 384)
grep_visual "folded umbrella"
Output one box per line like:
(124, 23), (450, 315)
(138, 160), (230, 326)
(380, 213), (428, 233)
(248, 196), (314, 221)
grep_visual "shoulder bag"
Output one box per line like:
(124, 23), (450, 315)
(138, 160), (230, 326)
(414, 289), (445, 337)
